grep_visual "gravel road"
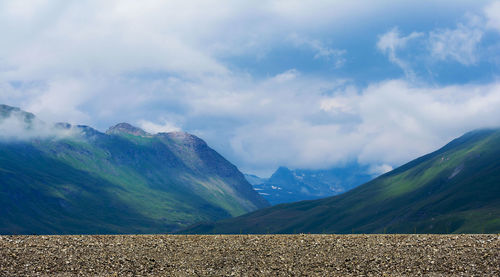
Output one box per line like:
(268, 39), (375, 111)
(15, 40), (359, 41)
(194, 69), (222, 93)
(0, 234), (498, 276)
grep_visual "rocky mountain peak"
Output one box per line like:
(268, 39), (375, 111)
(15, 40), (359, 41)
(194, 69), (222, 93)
(269, 166), (296, 183)
(106, 123), (150, 137)
(159, 131), (207, 147)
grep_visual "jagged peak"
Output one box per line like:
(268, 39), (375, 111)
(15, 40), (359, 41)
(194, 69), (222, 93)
(273, 166), (293, 176)
(268, 166), (298, 184)
(106, 123), (150, 137)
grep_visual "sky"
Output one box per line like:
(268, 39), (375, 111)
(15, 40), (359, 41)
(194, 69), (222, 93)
(1, 0), (500, 176)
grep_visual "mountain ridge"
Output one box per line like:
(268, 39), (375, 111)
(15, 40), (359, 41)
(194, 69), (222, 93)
(181, 128), (500, 234)
(0, 104), (268, 235)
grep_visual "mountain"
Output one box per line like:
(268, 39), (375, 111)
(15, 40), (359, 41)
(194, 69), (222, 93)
(247, 164), (373, 205)
(0, 105), (268, 235)
(182, 129), (500, 234)
(0, 104), (35, 122)
(243, 174), (266, 186)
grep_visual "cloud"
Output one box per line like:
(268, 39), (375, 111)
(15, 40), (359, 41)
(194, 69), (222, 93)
(138, 119), (181, 134)
(377, 27), (423, 79)
(271, 69), (300, 83)
(224, 77), (500, 174)
(0, 0), (389, 82)
(368, 164), (393, 176)
(0, 0), (498, 176)
(485, 1), (500, 31)
(0, 109), (78, 141)
(428, 16), (484, 65)
(289, 34), (346, 68)
(377, 4), (499, 76)
(23, 78), (94, 124)
(0, 1), (228, 80)
(343, 80), (500, 164)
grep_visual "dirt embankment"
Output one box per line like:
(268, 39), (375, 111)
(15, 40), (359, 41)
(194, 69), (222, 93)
(0, 234), (498, 276)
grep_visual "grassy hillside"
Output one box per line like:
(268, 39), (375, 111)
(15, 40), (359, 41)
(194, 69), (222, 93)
(183, 129), (500, 234)
(0, 106), (268, 234)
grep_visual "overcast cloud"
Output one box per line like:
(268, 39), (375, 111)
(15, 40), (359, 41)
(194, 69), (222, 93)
(1, 0), (499, 176)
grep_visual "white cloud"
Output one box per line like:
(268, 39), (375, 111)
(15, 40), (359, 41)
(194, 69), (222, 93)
(485, 1), (500, 31)
(289, 34), (346, 68)
(0, 0), (391, 82)
(138, 119), (181, 134)
(319, 87), (359, 114)
(271, 69), (300, 83)
(0, 110), (79, 141)
(224, 78), (500, 174)
(23, 78), (93, 124)
(0, 0), (498, 176)
(377, 28), (423, 52)
(429, 16), (484, 65)
(0, 1), (228, 80)
(377, 27), (423, 79)
(320, 98), (353, 114)
(368, 164), (393, 176)
(378, 6), (496, 74)
(354, 80), (500, 164)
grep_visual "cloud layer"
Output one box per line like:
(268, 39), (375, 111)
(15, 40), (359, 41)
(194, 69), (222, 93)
(0, 110), (78, 141)
(1, 0), (499, 175)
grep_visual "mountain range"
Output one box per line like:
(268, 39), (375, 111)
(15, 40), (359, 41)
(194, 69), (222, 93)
(182, 129), (500, 234)
(0, 104), (268, 235)
(2, 104), (499, 235)
(246, 164), (373, 205)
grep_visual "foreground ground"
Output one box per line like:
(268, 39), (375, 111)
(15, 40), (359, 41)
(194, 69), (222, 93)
(0, 234), (498, 276)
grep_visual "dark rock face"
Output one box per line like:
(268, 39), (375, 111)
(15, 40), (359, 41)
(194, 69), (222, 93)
(157, 131), (269, 209)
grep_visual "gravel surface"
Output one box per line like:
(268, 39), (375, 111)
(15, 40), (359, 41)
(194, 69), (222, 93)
(0, 234), (499, 276)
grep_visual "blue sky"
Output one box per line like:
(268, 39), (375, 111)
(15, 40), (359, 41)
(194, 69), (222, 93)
(1, 0), (500, 176)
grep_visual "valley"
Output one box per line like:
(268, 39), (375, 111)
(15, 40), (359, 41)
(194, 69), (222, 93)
(246, 164), (373, 205)
(183, 129), (500, 234)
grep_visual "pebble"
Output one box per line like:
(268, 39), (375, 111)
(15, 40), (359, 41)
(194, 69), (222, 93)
(0, 234), (498, 276)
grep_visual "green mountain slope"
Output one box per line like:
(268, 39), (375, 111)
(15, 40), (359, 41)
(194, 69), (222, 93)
(0, 105), (268, 234)
(182, 129), (500, 234)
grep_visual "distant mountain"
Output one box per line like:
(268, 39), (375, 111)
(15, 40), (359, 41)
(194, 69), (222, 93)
(243, 174), (266, 186)
(245, 164), (373, 205)
(183, 129), (500, 234)
(0, 104), (268, 235)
